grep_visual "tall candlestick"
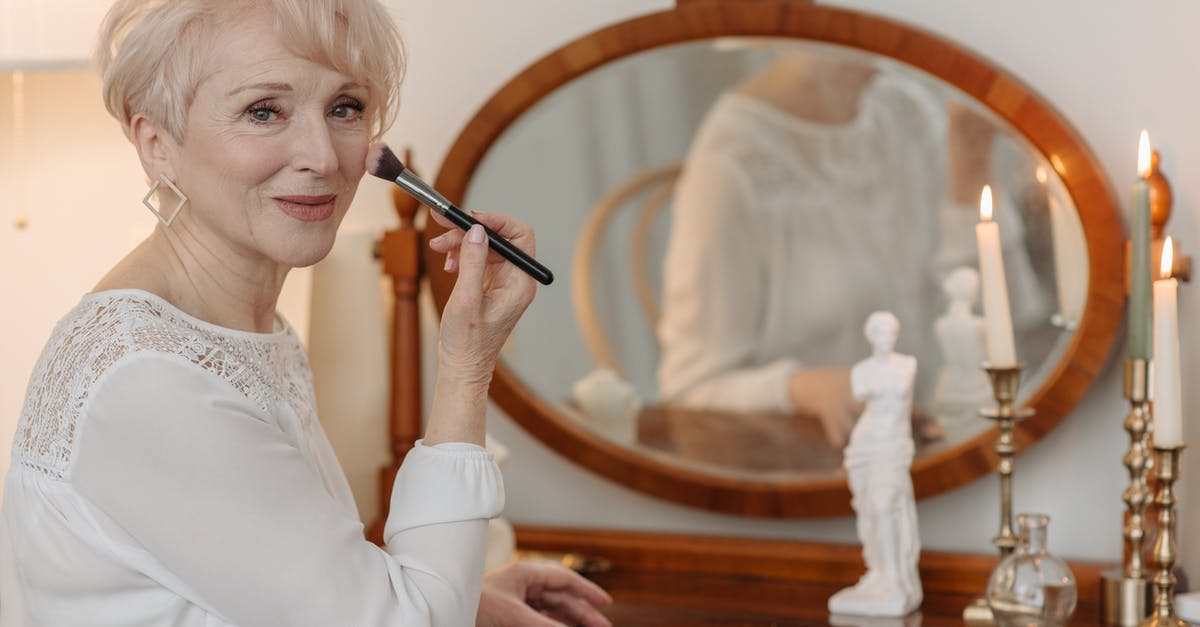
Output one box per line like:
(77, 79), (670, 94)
(975, 185), (1016, 366)
(1153, 238), (1181, 447)
(1129, 131), (1153, 359)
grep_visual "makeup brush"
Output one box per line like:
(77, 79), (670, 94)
(366, 143), (554, 285)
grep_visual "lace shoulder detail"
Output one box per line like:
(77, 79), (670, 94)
(12, 291), (315, 481)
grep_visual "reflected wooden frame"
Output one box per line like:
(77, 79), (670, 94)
(424, 0), (1124, 517)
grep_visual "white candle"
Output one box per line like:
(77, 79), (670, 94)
(975, 185), (1017, 366)
(1152, 237), (1182, 447)
(1048, 194), (1087, 326)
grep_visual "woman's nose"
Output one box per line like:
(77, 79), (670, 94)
(290, 114), (338, 174)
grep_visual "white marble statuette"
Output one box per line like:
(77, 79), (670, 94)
(931, 266), (992, 428)
(828, 311), (923, 618)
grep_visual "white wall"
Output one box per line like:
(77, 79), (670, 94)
(0, 0), (1196, 579)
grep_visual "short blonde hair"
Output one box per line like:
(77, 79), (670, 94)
(96, 0), (404, 141)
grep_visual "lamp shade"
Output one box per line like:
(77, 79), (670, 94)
(0, 0), (111, 71)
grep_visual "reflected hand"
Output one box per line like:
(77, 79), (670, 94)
(787, 368), (862, 448)
(428, 211), (538, 384)
(477, 561), (613, 627)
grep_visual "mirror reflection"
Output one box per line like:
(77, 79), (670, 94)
(466, 39), (1086, 482)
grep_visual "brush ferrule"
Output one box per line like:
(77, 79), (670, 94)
(395, 170), (457, 215)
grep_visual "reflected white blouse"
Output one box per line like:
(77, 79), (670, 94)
(658, 75), (948, 413)
(0, 290), (502, 627)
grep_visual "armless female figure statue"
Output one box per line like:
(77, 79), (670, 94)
(828, 311), (922, 617)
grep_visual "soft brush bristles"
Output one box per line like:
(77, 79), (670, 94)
(365, 143), (406, 182)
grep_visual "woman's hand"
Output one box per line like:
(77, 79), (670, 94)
(477, 561), (613, 627)
(425, 211), (538, 445)
(429, 211), (538, 378)
(788, 368), (863, 448)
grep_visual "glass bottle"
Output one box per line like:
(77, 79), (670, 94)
(986, 513), (1077, 626)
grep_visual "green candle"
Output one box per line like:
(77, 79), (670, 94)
(1128, 131), (1153, 359)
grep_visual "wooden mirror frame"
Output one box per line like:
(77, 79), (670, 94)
(424, 0), (1124, 517)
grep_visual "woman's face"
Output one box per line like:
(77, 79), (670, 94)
(164, 11), (370, 269)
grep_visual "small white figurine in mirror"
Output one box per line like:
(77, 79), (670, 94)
(931, 266), (992, 432)
(571, 368), (643, 444)
(828, 311), (922, 618)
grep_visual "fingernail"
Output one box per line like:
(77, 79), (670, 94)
(468, 224), (485, 244)
(444, 255), (455, 272)
(429, 233), (444, 247)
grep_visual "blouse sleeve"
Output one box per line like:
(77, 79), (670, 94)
(70, 352), (502, 627)
(656, 155), (800, 414)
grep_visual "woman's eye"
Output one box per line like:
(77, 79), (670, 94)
(246, 103), (280, 123)
(330, 99), (365, 120)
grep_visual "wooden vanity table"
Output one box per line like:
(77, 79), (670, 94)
(516, 525), (1105, 625)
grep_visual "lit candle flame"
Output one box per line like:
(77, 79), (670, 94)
(1138, 130), (1151, 178)
(979, 185), (993, 222)
(1161, 236), (1174, 279)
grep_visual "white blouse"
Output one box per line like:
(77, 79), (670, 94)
(0, 290), (503, 627)
(657, 74), (948, 413)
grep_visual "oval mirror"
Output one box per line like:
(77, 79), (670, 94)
(426, 1), (1123, 517)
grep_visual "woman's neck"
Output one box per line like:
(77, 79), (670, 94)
(97, 225), (287, 333)
(736, 55), (877, 125)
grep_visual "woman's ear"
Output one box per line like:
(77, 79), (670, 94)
(130, 114), (177, 181)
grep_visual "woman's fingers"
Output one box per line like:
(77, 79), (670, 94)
(429, 214), (535, 276)
(532, 590), (613, 627)
(470, 211), (536, 257)
(448, 224), (489, 306)
(532, 563), (613, 607)
(429, 229), (463, 252)
(523, 562), (613, 623)
(428, 230), (463, 272)
(427, 207), (460, 232)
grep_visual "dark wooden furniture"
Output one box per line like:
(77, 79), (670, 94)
(516, 525), (1106, 625)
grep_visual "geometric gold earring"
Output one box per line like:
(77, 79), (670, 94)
(142, 174), (189, 226)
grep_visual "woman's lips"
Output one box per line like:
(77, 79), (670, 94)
(274, 195), (336, 222)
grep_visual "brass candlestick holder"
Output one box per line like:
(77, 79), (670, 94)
(1141, 445), (1186, 627)
(981, 363), (1036, 556)
(964, 363), (1035, 624)
(1102, 358), (1155, 625)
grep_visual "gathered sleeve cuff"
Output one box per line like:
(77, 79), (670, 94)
(384, 440), (504, 537)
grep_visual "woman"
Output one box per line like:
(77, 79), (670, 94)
(656, 50), (939, 447)
(0, 1), (610, 626)
(656, 48), (1046, 448)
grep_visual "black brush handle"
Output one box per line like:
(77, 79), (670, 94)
(439, 205), (554, 285)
